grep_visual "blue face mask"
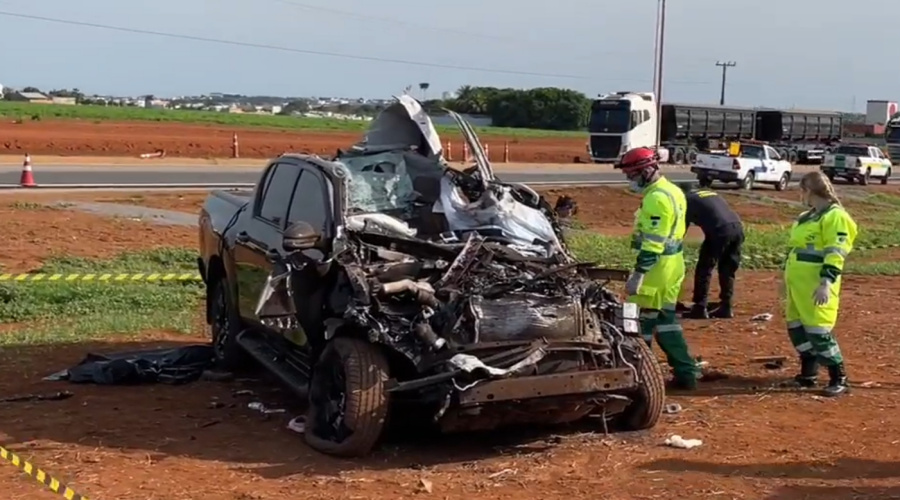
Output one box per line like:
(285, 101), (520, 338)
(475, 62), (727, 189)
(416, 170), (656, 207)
(629, 180), (644, 193)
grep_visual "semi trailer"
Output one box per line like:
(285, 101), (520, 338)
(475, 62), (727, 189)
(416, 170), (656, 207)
(588, 91), (843, 165)
(885, 114), (900, 163)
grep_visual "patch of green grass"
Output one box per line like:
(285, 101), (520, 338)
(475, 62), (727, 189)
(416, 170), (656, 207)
(0, 101), (584, 139)
(0, 247), (203, 345)
(567, 219), (900, 275)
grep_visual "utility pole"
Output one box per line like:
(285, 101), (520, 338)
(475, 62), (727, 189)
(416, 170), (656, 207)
(654, 0), (667, 149)
(716, 61), (736, 105)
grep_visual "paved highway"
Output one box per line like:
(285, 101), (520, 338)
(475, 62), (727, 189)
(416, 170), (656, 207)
(1, 164), (888, 189)
(0, 164), (704, 188)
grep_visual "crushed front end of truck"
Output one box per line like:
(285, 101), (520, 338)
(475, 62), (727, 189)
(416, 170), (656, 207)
(257, 95), (666, 456)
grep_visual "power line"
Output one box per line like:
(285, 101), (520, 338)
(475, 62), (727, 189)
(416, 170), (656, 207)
(0, 10), (584, 79)
(264, 0), (645, 59)
(0, 9), (718, 86)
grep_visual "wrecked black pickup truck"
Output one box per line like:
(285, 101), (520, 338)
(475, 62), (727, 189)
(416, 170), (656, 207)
(197, 95), (665, 457)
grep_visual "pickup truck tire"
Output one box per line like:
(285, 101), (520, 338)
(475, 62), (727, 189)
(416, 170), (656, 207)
(775, 173), (789, 192)
(882, 169), (891, 185)
(859, 168), (871, 186)
(209, 277), (250, 371)
(305, 337), (390, 457)
(698, 176), (713, 188)
(615, 338), (665, 431)
(741, 172), (755, 191)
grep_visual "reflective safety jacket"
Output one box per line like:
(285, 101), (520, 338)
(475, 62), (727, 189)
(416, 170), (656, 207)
(785, 204), (858, 283)
(629, 177), (687, 310)
(784, 203), (858, 328)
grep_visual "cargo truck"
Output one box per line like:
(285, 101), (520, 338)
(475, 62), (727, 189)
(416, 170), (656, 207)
(587, 92), (843, 165)
(885, 114), (900, 163)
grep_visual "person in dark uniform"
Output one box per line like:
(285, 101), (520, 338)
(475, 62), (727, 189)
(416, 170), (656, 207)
(679, 184), (745, 319)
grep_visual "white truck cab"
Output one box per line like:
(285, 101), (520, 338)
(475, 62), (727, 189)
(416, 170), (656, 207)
(692, 141), (792, 191)
(821, 144), (891, 185)
(587, 91), (658, 162)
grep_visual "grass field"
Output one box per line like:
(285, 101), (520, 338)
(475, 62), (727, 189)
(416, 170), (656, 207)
(0, 248), (202, 345)
(0, 101), (585, 138)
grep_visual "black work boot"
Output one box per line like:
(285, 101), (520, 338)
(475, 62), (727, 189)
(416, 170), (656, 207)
(710, 302), (734, 319)
(822, 363), (849, 397)
(793, 355), (819, 388)
(684, 303), (709, 319)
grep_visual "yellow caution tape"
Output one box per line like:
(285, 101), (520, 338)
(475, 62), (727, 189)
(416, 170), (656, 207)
(0, 445), (90, 500)
(0, 273), (202, 282)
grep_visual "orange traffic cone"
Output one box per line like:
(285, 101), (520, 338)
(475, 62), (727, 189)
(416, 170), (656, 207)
(19, 154), (36, 187)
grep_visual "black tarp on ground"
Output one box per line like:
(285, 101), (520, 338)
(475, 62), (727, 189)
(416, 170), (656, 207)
(44, 345), (215, 385)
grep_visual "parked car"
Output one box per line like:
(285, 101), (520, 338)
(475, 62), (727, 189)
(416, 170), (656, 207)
(692, 141), (792, 191)
(197, 95), (665, 457)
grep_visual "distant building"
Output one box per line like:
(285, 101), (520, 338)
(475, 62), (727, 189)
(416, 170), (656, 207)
(51, 96), (77, 105)
(6, 91), (52, 103)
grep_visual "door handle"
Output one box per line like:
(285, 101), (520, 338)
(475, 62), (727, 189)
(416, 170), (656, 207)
(236, 231), (250, 243)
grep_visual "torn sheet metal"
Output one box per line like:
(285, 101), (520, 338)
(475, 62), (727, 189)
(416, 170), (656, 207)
(448, 347), (547, 378)
(438, 176), (562, 257)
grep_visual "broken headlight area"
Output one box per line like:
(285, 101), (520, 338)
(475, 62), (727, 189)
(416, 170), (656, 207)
(303, 228), (643, 406)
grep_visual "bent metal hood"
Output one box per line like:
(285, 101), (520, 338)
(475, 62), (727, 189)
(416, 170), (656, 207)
(359, 94), (443, 158)
(357, 94), (495, 183)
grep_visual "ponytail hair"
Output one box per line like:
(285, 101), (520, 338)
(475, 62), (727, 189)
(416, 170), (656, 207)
(800, 171), (840, 205)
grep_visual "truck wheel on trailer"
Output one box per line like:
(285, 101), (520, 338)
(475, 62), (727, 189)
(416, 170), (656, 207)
(741, 172), (755, 191)
(788, 150), (799, 163)
(859, 168), (871, 186)
(775, 173), (790, 192)
(687, 148), (699, 164)
(882, 168), (891, 185)
(673, 148), (686, 165)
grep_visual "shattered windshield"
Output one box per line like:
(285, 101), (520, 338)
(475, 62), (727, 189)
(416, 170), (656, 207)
(337, 152), (417, 216)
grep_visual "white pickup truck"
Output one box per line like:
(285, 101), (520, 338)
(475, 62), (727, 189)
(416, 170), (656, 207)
(821, 144), (891, 185)
(691, 142), (792, 191)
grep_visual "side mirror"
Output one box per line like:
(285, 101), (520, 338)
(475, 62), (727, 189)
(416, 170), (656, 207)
(283, 221), (319, 251)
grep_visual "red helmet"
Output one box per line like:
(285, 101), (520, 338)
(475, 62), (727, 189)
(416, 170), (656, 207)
(617, 147), (659, 176)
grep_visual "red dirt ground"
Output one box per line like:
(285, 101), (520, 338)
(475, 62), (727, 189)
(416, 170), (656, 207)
(2, 187), (900, 499)
(0, 197), (196, 273)
(3, 271), (900, 500)
(0, 120), (588, 163)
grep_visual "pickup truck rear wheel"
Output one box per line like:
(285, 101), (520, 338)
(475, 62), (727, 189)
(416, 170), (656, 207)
(882, 168), (891, 185)
(859, 168), (871, 186)
(741, 172), (755, 190)
(697, 176), (713, 188)
(616, 338), (665, 430)
(305, 337), (390, 457)
(209, 277), (250, 371)
(775, 172), (789, 191)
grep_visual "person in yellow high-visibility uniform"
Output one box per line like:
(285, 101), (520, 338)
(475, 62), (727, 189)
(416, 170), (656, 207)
(616, 147), (699, 389)
(785, 171), (858, 397)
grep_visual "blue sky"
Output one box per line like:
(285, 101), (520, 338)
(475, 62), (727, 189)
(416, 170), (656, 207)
(0, 0), (894, 111)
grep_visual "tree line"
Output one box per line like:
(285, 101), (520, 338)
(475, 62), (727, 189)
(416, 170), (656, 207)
(431, 85), (590, 131)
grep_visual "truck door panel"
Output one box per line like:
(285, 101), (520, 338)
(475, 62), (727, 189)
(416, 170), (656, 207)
(283, 168), (333, 349)
(235, 162), (301, 325)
